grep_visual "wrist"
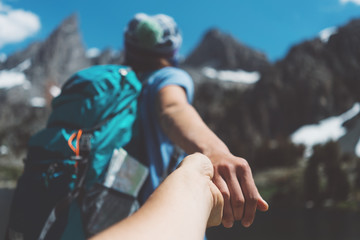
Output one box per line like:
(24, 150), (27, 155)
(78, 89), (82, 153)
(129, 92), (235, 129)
(202, 147), (232, 163)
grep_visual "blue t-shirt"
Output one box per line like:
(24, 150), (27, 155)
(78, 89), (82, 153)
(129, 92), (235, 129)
(138, 66), (194, 203)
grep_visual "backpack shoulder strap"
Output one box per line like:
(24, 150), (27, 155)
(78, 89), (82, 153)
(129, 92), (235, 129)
(37, 134), (91, 240)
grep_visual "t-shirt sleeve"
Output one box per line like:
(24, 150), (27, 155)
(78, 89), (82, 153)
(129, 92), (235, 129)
(153, 68), (194, 103)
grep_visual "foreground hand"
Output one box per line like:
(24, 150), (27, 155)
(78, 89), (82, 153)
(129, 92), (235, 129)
(179, 153), (224, 227)
(91, 153), (225, 240)
(209, 152), (269, 228)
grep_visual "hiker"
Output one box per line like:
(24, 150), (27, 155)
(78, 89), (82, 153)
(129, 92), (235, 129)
(6, 13), (268, 240)
(124, 13), (268, 229)
(90, 153), (224, 240)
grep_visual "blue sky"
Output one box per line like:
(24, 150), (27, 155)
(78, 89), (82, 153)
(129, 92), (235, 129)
(0, 0), (359, 62)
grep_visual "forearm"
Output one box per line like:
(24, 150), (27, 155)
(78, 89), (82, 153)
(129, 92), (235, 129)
(159, 102), (230, 158)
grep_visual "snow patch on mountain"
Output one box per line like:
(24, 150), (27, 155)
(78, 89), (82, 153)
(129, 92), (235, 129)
(319, 27), (338, 43)
(202, 67), (260, 84)
(0, 59), (32, 89)
(0, 70), (30, 89)
(30, 97), (46, 107)
(86, 48), (101, 58)
(291, 102), (360, 157)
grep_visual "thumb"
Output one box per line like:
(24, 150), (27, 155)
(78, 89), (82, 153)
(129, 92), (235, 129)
(257, 197), (269, 212)
(207, 181), (224, 227)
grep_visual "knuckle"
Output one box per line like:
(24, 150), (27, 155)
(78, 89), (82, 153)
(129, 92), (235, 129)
(236, 160), (251, 174)
(232, 196), (245, 208)
(240, 159), (250, 169)
(246, 195), (259, 205)
(220, 190), (231, 200)
(218, 164), (232, 175)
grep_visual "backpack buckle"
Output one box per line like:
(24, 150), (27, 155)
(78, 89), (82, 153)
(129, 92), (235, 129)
(79, 133), (92, 157)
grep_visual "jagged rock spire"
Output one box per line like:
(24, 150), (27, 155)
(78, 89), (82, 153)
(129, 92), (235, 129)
(184, 28), (270, 71)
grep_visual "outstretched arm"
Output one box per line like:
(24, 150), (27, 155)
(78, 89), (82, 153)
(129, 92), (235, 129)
(157, 85), (269, 228)
(90, 153), (224, 240)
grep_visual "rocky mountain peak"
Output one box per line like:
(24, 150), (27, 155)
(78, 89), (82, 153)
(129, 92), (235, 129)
(183, 28), (270, 72)
(28, 14), (90, 92)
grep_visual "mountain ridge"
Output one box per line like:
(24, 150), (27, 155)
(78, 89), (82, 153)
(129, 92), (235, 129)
(0, 14), (359, 162)
(1, 14), (360, 215)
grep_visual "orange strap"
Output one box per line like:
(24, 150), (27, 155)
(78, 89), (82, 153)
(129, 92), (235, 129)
(68, 129), (83, 157)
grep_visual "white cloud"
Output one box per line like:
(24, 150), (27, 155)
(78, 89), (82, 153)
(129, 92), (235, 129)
(340, 0), (360, 5)
(0, 2), (41, 48)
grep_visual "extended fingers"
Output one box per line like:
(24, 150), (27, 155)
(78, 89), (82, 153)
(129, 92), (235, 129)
(213, 173), (234, 228)
(235, 161), (262, 227)
(212, 155), (269, 228)
(241, 194), (258, 227)
(221, 167), (245, 221)
(257, 197), (269, 212)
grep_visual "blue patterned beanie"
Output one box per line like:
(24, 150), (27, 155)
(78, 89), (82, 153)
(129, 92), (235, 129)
(124, 13), (182, 63)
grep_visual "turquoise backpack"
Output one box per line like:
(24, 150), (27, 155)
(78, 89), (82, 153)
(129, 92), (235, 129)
(7, 65), (143, 240)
